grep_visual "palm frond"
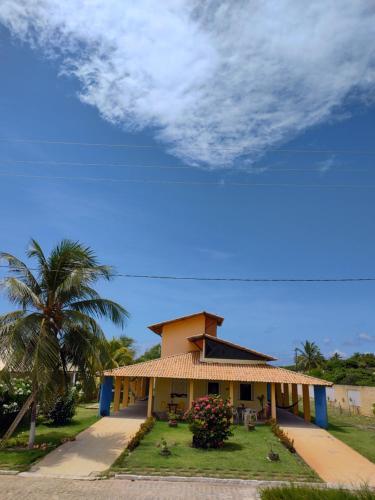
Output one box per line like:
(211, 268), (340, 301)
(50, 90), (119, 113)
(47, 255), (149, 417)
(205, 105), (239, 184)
(0, 252), (40, 293)
(27, 239), (48, 271)
(62, 309), (106, 340)
(69, 299), (128, 328)
(0, 277), (42, 308)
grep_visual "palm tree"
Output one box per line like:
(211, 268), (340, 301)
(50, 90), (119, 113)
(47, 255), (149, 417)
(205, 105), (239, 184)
(295, 340), (324, 372)
(0, 239), (128, 448)
(106, 336), (135, 368)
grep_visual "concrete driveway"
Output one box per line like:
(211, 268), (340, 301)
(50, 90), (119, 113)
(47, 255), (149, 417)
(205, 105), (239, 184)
(26, 401), (147, 478)
(279, 410), (375, 487)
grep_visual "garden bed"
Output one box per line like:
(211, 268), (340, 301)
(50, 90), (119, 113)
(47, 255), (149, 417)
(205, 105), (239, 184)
(0, 405), (98, 471)
(111, 422), (319, 482)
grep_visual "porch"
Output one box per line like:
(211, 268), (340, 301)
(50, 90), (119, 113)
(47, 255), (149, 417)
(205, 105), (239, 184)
(99, 376), (329, 429)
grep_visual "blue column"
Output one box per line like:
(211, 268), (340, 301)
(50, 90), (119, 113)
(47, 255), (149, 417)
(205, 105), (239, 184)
(99, 376), (113, 417)
(266, 383), (271, 402)
(314, 385), (328, 429)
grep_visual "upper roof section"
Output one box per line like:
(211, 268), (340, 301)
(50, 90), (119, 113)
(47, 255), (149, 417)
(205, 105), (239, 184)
(188, 334), (277, 362)
(148, 311), (224, 335)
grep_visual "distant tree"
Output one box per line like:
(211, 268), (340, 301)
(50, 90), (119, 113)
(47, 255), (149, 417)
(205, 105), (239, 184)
(0, 239), (128, 447)
(295, 340), (324, 372)
(136, 344), (161, 363)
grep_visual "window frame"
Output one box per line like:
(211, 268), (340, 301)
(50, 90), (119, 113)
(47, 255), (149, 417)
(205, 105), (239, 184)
(207, 381), (220, 395)
(239, 383), (253, 401)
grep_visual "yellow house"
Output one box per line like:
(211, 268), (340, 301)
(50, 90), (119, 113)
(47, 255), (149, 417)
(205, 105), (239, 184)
(101, 311), (331, 428)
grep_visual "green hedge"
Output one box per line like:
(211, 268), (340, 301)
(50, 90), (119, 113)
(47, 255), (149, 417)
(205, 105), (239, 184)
(261, 485), (375, 500)
(127, 417), (155, 451)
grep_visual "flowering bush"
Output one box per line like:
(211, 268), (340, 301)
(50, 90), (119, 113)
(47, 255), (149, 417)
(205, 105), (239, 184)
(185, 395), (233, 448)
(0, 378), (32, 431)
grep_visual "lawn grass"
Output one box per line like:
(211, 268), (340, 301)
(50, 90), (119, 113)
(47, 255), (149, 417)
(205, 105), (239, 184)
(260, 484), (375, 500)
(0, 405), (99, 471)
(327, 409), (375, 464)
(112, 422), (319, 482)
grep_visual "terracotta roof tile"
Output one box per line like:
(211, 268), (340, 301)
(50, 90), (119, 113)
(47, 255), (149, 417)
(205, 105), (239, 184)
(104, 351), (331, 386)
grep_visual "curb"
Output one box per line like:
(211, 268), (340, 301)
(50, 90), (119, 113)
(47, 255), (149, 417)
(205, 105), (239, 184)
(114, 474), (318, 486)
(19, 471), (102, 481)
(114, 474), (375, 491)
(0, 470), (19, 475)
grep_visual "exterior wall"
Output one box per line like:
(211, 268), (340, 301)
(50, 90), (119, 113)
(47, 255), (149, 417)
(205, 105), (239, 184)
(328, 385), (375, 417)
(205, 316), (218, 337)
(297, 383), (375, 418)
(153, 377), (268, 414)
(160, 315), (206, 357)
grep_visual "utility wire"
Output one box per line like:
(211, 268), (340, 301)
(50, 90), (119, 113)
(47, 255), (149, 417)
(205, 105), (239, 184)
(0, 265), (374, 283)
(1, 137), (375, 155)
(1, 158), (370, 172)
(0, 171), (375, 189)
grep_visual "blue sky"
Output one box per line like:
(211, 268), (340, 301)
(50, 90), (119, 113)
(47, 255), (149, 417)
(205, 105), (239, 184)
(0, 3), (375, 364)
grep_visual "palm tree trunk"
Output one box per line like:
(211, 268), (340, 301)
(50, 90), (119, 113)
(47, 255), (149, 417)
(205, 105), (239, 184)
(28, 398), (37, 449)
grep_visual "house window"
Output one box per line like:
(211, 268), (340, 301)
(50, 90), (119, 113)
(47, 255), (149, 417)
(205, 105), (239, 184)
(171, 379), (187, 398)
(207, 381), (220, 395)
(239, 383), (252, 401)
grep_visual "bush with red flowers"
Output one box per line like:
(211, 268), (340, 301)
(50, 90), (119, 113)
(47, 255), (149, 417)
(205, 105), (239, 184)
(185, 395), (233, 448)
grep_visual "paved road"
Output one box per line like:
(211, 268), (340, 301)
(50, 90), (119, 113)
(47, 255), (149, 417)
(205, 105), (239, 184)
(0, 475), (258, 499)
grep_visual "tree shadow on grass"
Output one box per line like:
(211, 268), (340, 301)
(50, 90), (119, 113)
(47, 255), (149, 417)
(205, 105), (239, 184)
(328, 423), (350, 434)
(220, 442), (244, 452)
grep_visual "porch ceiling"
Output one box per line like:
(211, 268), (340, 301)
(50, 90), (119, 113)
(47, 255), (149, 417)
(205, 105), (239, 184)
(104, 351), (331, 386)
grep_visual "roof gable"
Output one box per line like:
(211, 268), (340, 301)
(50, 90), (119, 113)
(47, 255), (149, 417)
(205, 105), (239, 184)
(148, 311), (224, 335)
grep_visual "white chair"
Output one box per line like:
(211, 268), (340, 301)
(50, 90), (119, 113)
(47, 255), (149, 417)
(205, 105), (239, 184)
(243, 408), (257, 426)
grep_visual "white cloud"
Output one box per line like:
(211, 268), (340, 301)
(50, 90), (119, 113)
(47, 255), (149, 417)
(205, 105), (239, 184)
(317, 157), (337, 174)
(358, 332), (374, 342)
(330, 349), (347, 359)
(1, 1), (375, 167)
(197, 247), (234, 260)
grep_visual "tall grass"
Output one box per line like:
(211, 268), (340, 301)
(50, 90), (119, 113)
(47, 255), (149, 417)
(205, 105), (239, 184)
(260, 485), (375, 500)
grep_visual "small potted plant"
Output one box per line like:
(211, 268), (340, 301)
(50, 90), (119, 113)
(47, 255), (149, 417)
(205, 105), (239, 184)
(257, 394), (265, 419)
(246, 421), (256, 431)
(168, 411), (179, 427)
(267, 442), (279, 462)
(157, 438), (171, 456)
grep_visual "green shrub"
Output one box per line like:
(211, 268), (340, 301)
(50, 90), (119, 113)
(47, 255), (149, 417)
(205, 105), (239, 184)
(266, 418), (295, 453)
(47, 388), (78, 426)
(127, 417), (155, 452)
(185, 395), (233, 448)
(260, 484), (375, 499)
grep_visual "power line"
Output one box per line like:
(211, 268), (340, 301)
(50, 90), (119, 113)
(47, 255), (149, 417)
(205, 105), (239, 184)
(0, 265), (375, 283)
(1, 137), (375, 155)
(0, 171), (374, 189)
(1, 158), (370, 172)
